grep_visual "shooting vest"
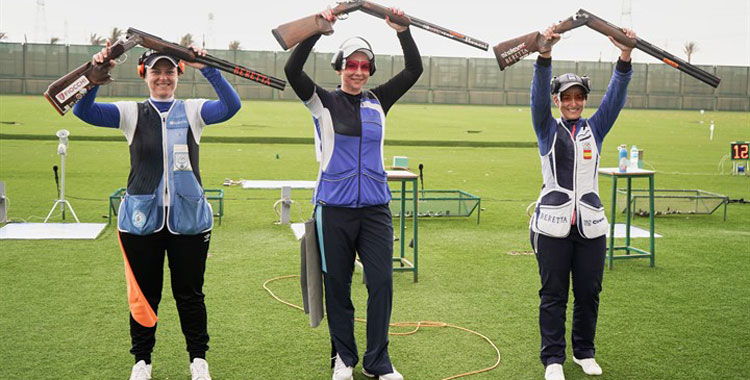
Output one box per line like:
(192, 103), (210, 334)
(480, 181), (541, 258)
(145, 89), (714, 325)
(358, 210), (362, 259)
(117, 100), (213, 236)
(530, 119), (608, 239)
(313, 91), (390, 207)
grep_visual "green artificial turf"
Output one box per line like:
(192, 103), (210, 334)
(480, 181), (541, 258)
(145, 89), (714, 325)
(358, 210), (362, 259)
(0, 95), (748, 379)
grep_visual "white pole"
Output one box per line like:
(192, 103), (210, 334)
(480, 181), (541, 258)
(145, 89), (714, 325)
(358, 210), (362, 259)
(59, 152), (66, 218)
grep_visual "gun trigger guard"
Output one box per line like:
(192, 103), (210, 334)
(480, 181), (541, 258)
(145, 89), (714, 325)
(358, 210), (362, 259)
(336, 13), (349, 21)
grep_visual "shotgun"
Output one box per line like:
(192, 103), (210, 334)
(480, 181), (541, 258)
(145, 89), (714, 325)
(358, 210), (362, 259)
(577, 9), (720, 88)
(128, 28), (287, 91)
(492, 15), (588, 71)
(44, 35), (140, 116)
(44, 29), (287, 116)
(272, 0), (488, 51)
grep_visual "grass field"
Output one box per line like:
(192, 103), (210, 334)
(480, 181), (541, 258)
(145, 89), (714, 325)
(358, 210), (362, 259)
(0, 94), (749, 380)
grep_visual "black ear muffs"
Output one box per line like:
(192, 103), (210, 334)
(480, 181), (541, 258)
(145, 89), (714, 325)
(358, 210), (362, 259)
(330, 36), (376, 76)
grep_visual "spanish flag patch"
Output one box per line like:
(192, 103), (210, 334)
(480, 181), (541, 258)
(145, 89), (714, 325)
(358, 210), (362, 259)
(583, 149), (592, 159)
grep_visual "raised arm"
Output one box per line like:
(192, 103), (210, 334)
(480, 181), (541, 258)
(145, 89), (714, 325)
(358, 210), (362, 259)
(284, 33), (322, 102)
(177, 46), (240, 125)
(72, 86), (120, 128)
(371, 7), (424, 114)
(198, 66), (241, 125)
(589, 28), (635, 144)
(72, 44), (120, 128)
(530, 25), (561, 156)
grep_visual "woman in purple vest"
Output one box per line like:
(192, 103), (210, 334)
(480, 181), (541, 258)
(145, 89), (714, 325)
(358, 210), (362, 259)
(529, 26), (636, 380)
(284, 6), (423, 380)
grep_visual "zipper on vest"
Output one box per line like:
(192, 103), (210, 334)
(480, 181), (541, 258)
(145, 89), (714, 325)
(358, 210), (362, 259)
(357, 130), (362, 208)
(572, 124), (577, 226)
(161, 115), (169, 206)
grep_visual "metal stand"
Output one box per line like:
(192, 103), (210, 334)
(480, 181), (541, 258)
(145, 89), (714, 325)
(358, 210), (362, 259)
(599, 168), (655, 269)
(44, 130), (79, 223)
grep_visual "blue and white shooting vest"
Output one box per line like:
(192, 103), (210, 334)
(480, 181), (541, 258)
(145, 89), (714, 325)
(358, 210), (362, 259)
(307, 91), (390, 207)
(115, 99), (213, 236)
(531, 120), (608, 239)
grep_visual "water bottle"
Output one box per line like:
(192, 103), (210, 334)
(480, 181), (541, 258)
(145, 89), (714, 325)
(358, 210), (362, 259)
(618, 145), (628, 172)
(630, 145), (639, 169)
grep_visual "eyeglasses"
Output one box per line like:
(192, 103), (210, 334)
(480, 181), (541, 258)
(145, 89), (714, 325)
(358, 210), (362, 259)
(344, 60), (371, 73)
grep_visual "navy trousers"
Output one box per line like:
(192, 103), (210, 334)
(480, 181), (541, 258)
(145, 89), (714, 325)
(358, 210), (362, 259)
(119, 228), (211, 364)
(317, 204), (394, 375)
(531, 227), (606, 366)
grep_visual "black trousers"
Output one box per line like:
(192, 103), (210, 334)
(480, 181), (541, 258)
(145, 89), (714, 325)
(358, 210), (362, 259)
(317, 204), (394, 375)
(119, 228), (211, 363)
(531, 227), (606, 366)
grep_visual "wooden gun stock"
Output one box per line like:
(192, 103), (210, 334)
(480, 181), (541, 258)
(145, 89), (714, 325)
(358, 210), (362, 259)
(577, 9), (721, 88)
(44, 37), (138, 116)
(271, 2), (362, 50)
(128, 28), (286, 90)
(272, 15), (335, 51)
(493, 15), (587, 70)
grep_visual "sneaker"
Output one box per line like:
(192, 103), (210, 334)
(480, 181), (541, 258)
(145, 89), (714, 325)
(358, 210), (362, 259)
(332, 354), (353, 380)
(573, 357), (602, 376)
(544, 363), (565, 380)
(362, 365), (404, 380)
(129, 360), (151, 380)
(190, 358), (212, 380)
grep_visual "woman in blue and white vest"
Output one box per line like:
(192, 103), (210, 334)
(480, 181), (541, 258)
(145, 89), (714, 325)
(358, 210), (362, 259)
(529, 26), (636, 380)
(284, 6), (423, 380)
(73, 44), (240, 380)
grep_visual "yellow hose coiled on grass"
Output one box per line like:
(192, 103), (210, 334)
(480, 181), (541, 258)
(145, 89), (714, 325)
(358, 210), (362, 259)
(263, 275), (500, 379)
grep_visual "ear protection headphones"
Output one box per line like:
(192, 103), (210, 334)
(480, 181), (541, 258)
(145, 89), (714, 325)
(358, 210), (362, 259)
(330, 36), (376, 76)
(550, 73), (591, 96)
(137, 50), (185, 78)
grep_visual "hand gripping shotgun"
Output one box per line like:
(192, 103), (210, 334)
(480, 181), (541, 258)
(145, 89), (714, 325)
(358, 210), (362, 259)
(45, 28), (287, 116)
(44, 34), (140, 116)
(272, 0), (488, 51)
(493, 9), (721, 88)
(577, 9), (720, 88)
(492, 14), (588, 70)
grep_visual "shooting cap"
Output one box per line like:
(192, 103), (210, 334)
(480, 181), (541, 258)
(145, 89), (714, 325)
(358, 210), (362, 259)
(340, 36), (374, 60)
(551, 73), (591, 95)
(331, 36), (376, 75)
(138, 50), (184, 77)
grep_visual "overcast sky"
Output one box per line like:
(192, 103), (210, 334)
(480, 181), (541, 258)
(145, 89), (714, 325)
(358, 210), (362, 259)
(1, 0), (748, 66)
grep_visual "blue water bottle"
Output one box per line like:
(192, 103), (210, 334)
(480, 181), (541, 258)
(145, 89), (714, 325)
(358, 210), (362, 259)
(618, 144), (628, 172)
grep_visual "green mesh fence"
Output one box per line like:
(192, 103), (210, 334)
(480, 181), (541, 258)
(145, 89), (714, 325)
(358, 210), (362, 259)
(390, 189), (481, 223)
(0, 42), (747, 110)
(616, 189), (728, 217)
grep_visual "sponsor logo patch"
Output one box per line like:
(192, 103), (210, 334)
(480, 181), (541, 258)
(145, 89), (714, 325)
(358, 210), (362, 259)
(538, 211), (568, 224)
(132, 210), (146, 228)
(55, 76), (90, 103)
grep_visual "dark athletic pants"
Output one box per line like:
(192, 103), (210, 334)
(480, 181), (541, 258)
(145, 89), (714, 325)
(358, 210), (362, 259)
(119, 228), (211, 364)
(317, 204), (394, 375)
(531, 227), (606, 366)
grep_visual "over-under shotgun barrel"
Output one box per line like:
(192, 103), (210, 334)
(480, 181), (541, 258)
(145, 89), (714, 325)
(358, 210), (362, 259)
(128, 28), (286, 90)
(577, 9), (721, 88)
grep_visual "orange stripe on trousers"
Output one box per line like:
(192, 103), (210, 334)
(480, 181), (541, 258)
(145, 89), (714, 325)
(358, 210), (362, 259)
(117, 231), (158, 328)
